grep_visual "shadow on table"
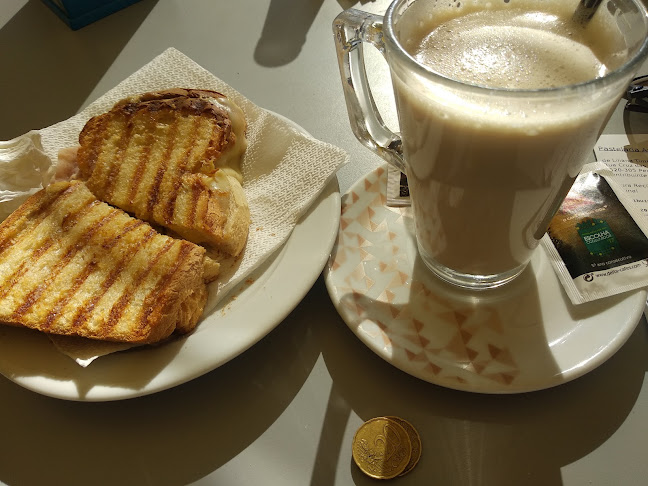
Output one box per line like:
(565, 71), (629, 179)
(254, 0), (376, 67)
(0, 283), (323, 486)
(315, 273), (648, 485)
(0, 0), (158, 140)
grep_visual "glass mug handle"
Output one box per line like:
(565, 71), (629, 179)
(333, 9), (406, 173)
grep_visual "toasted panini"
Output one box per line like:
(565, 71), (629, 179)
(0, 180), (212, 344)
(76, 88), (250, 256)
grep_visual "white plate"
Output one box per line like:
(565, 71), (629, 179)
(0, 135), (341, 403)
(325, 166), (647, 394)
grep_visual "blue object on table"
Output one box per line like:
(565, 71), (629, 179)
(41, 0), (142, 30)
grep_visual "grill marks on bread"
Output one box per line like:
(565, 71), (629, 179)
(164, 115), (202, 223)
(76, 89), (248, 254)
(10, 207), (119, 322)
(0, 181), (209, 344)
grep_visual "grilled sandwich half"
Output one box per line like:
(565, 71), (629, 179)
(76, 88), (250, 257)
(0, 180), (217, 344)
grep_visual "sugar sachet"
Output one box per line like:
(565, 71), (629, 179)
(542, 162), (648, 304)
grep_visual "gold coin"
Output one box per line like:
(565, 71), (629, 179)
(352, 417), (412, 479)
(386, 416), (422, 476)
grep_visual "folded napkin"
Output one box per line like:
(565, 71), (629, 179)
(4, 48), (348, 363)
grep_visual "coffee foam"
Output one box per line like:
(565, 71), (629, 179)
(396, 0), (626, 85)
(414, 11), (607, 89)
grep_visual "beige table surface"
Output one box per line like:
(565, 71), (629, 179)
(2, 1), (648, 485)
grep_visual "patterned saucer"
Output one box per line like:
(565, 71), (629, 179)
(325, 166), (647, 393)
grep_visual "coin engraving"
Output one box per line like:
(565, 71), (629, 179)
(352, 417), (412, 479)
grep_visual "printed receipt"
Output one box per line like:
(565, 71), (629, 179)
(594, 134), (648, 308)
(594, 133), (648, 217)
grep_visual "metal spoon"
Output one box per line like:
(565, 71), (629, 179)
(572, 0), (603, 26)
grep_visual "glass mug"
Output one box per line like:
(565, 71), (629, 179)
(333, 0), (648, 289)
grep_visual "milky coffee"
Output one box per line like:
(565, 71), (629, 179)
(391, 0), (624, 279)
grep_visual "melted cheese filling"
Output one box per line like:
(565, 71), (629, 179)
(209, 96), (247, 184)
